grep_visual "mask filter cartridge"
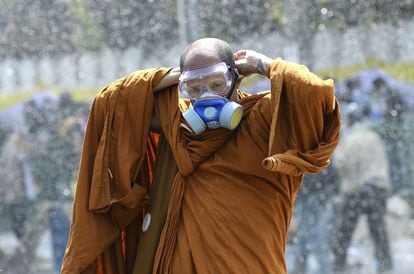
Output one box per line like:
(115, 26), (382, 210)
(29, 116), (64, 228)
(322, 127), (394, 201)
(182, 97), (243, 134)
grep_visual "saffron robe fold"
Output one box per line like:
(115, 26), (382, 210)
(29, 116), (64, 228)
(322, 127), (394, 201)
(61, 68), (171, 273)
(151, 58), (340, 274)
(61, 58), (341, 274)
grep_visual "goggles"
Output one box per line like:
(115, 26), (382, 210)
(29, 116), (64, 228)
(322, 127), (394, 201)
(179, 62), (233, 100)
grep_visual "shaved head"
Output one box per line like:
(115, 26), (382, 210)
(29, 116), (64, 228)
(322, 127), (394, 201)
(180, 38), (235, 71)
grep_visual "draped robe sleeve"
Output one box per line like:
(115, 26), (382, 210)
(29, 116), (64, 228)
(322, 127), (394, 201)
(61, 57), (341, 274)
(263, 58), (341, 177)
(61, 68), (171, 274)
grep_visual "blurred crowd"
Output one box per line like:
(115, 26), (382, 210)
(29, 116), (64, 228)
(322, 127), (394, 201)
(0, 74), (412, 273)
(289, 75), (413, 274)
(0, 92), (89, 273)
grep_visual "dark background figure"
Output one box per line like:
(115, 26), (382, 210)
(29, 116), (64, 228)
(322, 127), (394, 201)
(21, 92), (89, 272)
(0, 123), (10, 148)
(333, 104), (393, 273)
(291, 163), (339, 274)
(370, 77), (406, 124)
(0, 125), (39, 273)
(48, 206), (71, 272)
(0, 126), (35, 242)
(370, 76), (407, 196)
(0, 123), (8, 261)
(340, 78), (368, 108)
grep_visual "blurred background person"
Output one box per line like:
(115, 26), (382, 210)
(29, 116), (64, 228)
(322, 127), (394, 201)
(369, 77), (406, 125)
(339, 78), (369, 108)
(332, 103), (393, 273)
(20, 93), (87, 272)
(369, 77), (407, 195)
(0, 124), (39, 273)
(0, 126), (36, 242)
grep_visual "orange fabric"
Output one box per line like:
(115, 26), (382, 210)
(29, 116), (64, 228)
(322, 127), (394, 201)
(61, 68), (170, 274)
(263, 59), (340, 175)
(151, 58), (341, 274)
(132, 133), (179, 274)
(62, 59), (340, 274)
(91, 133), (161, 274)
(96, 256), (104, 274)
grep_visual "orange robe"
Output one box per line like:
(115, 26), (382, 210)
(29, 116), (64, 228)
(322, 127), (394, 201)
(61, 68), (171, 273)
(152, 58), (340, 274)
(61, 58), (341, 274)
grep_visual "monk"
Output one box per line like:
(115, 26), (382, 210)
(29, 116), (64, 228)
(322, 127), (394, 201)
(61, 38), (341, 274)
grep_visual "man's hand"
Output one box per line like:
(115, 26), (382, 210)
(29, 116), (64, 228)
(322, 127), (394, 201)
(233, 50), (272, 78)
(154, 67), (180, 92)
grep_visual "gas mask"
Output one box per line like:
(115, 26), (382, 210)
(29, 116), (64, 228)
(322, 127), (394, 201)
(179, 62), (243, 134)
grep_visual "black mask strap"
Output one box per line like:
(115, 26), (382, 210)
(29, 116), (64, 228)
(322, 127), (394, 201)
(226, 67), (240, 99)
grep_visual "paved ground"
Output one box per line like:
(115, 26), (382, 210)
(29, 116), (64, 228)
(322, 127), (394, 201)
(286, 196), (414, 274)
(286, 237), (414, 274)
(1, 196), (413, 274)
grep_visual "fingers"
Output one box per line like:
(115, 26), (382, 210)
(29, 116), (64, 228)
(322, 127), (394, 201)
(233, 50), (247, 60)
(234, 50), (272, 77)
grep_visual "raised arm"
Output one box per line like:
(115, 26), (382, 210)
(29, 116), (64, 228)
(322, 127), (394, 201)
(153, 67), (181, 92)
(233, 50), (273, 78)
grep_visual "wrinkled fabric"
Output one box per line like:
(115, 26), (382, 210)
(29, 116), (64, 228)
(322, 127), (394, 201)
(152, 58), (341, 274)
(61, 68), (171, 274)
(132, 133), (178, 274)
(62, 58), (341, 274)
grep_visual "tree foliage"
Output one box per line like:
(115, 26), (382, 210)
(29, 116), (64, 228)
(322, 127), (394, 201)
(0, 0), (412, 59)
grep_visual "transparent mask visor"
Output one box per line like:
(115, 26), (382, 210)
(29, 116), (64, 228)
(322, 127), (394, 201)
(179, 62), (232, 100)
